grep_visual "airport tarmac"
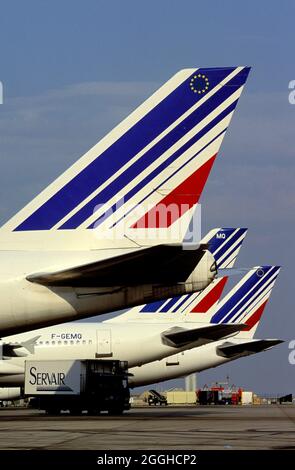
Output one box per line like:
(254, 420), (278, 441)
(0, 405), (294, 450)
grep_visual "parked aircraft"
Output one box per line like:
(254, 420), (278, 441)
(0, 263), (281, 397)
(0, 67), (250, 335)
(128, 266), (282, 386)
(0, 228), (254, 387)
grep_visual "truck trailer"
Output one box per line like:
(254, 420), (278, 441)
(25, 359), (130, 415)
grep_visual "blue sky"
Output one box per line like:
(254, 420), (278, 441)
(0, 0), (294, 394)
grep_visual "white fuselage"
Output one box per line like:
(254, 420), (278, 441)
(129, 340), (243, 387)
(0, 248), (215, 336)
(0, 318), (231, 386)
(0, 326), (249, 389)
(0, 341), (251, 398)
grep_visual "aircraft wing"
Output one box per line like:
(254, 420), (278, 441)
(162, 323), (245, 348)
(217, 339), (283, 358)
(26, 244), (208, 287)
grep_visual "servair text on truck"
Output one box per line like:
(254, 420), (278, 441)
(25, 359), (130, 415)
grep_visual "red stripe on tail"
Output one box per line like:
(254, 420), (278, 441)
(191, 276), (228, 313)
(243, 300), (269, 331)
(132, 154), (216, 228)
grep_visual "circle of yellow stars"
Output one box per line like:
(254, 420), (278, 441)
(190, 73), (210, 94)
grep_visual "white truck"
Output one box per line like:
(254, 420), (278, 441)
(25, 359), (130, 415)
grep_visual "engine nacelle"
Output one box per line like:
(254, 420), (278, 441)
(0, 387), (21, 401)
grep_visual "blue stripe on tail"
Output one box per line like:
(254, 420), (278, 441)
(211, 266), (279, 323)
(62, 73), (246, 229)
(14, 67), (250, 231)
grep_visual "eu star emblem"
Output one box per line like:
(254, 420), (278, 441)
(190, 73), (210, 94)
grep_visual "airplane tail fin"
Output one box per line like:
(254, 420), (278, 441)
(203, 227), (248, 269)
(210, 266), (281, 338)
(107, 227), (247, 323)
(2, 67), (250, 249)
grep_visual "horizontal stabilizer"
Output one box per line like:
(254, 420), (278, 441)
(162, 323), (245, 348)
(2, 335), (41, 356)
(217, 339), (283, 358)
(217, 267), (252, 278)
(27, 244), (207, 287)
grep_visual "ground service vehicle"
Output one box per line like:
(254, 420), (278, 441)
(25, 359), (130, 415)
(147, 390), (168, 406)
